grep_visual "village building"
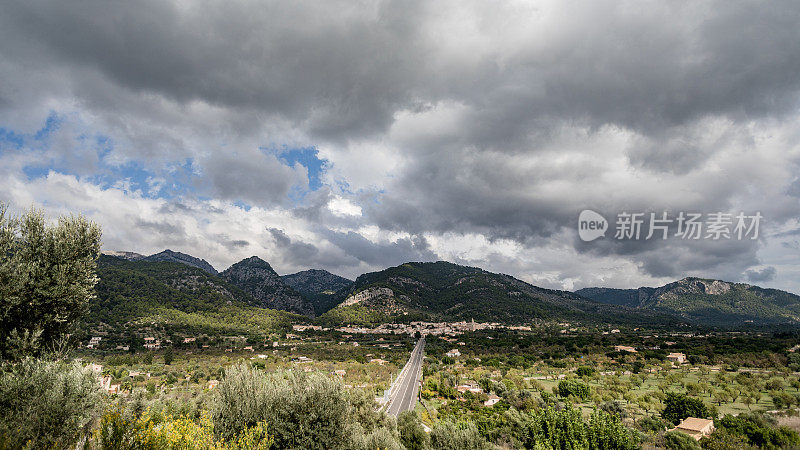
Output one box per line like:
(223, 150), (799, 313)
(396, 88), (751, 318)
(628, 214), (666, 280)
(614, 345), (637, 353)
(670, 417), (715, 440)
(667, 352), (687, 364)
(446, 349), (461, 358)
(484, 394), (501, 406)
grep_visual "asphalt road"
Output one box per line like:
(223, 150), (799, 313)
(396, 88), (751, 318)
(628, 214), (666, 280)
(386, 337), (425, 417)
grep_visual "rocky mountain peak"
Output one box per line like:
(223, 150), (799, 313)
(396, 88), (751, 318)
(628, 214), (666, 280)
(222, 256), (314, 316)
(142, 249), (218, 275)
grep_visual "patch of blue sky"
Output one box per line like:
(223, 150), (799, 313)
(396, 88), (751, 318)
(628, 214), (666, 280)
(33, 112), (62, 141)
(272, 146), (327, 191)
(0, 127), (25, 150)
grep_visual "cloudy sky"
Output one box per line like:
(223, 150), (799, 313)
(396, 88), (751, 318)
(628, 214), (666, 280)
(1, 0), (799, 293)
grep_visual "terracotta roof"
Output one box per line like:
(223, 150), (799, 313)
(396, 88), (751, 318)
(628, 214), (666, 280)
(677, 417), (713, 431)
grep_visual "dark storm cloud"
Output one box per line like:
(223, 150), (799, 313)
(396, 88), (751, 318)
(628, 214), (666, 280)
(266, 227), (359, 270)
(1, 0), (799, 285)
(324, 231), (437, 267)
(746, 266), (777, 283)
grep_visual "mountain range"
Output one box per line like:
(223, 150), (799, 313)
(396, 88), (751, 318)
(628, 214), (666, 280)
(97, 250), (800, 329)
(576, 277), (800, 326)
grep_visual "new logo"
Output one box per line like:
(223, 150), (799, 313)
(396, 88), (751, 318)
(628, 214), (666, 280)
(578, 210), (608, 241)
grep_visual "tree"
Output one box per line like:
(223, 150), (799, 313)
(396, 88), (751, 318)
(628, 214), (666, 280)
(397, 410), (430, 450)
(558, 379), (591, 400)
(0, 205), (101, 359)
(662, 393), (714, 425)
(163, 347), (174, 365)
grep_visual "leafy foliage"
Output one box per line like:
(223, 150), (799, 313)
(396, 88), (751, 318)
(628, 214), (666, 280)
(210, 363), (400, 449)
(558, 379), (591, 400)
(0, 206), (101, 359)
(0, 358), (102, 448)
(87, 255), (299, 337)
(661, 393), (714, 425)
(710, 412), (800, 449)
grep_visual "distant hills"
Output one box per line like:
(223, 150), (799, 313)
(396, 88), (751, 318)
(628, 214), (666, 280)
(97, 249), (800, 329)
(317, 261), (675, 327)
(281, 269), (352, 315)
(142, 249), (219, 275)
(576, 277), (800, 326)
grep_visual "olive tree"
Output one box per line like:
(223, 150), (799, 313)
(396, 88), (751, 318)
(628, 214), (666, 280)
(0, 205), (101, 359)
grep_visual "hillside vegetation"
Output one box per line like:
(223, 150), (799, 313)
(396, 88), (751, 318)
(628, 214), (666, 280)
(87, 255), (298, 338)
(577, 277), (800, 326)
(320, 261), (676, 326)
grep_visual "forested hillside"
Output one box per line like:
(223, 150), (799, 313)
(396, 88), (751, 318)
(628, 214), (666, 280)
(577, 277), (800, 326)
(281, 269), (352, 315)
(320, 261), (677, 326)
(86, 255), (298, 338)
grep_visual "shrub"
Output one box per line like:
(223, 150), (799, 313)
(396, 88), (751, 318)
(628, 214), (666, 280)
(576, 366), (596, 377)
(715, 412), (800, 449)
(0, 358), (102, 449)
(558, 379), (591, 400)
(522, 405), (638, 450)
(210, 363), (399, 449)
(398, 411), (430, 450)
(94, 407), (273, 450)
(662, 430), (701, 450)
(638, 415), (668, 434)
(429, 420), (491, 450)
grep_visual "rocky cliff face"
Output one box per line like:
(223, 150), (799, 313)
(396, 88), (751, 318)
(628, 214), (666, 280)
(222, 256), (314, 316)
(340, 287), (395, 307)
(143, 249), (218, 275)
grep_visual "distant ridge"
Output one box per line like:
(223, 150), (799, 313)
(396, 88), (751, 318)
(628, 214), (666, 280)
(142, 249), (218, 275)
(281, 269), (352, 315)
(576, 277), (800, 326)
(317, 260), (675, 326)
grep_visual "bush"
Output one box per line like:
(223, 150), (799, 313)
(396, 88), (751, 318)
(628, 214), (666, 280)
(662, 430), (701, 449)
(429, 421), (491, 450)
(94, 407), (273, 450)
(638, 415), (668, 433)
(576, 366), (596, 377)
(0, 358), (102, 448)
(211, 363), (399, 449)
(714, 412), (800, 449)
(398, 411), (430, 450)
(522, 405), (638, 450)
(558, 379), (591, 400)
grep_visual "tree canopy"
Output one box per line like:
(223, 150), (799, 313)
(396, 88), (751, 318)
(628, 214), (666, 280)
(0, 205), (101, 359)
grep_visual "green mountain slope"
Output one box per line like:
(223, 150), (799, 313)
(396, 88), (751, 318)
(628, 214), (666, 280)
(576, 277), (800, 326)
(86, 255), (298, 337)
(281, 269), (352, 315)
(318, 261), (676, 326)
(221, 256), (314, 316)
